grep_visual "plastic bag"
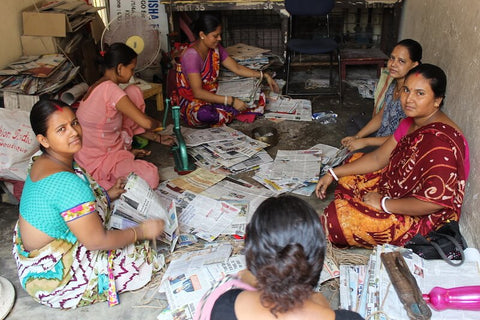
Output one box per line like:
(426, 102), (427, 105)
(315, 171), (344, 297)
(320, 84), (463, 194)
(0, 109), (39, 180)
(312, 111), (338, 124)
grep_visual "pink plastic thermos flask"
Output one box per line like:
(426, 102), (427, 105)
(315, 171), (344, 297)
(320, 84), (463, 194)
(423, 286), (480, 311)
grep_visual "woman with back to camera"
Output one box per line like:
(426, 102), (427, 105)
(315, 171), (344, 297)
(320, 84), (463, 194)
(316, 64), (470, 248)
(13, 99), (165, 308)
(176, 14), (280, 127)
(342, 39), (422, 152)
(196, 195), (364, 320)
(75, 42), (174, 190)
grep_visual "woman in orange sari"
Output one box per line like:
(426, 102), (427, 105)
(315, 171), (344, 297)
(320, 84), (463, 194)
(316, 64), (469, 248)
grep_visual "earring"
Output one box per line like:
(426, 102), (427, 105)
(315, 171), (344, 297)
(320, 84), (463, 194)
(201, 37), (205, 40)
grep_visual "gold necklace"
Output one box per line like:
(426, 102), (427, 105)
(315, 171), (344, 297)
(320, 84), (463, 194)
(44, 152), (73, 172)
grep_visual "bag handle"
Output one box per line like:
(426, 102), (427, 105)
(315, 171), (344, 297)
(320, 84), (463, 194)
(430, 233), (465, 267)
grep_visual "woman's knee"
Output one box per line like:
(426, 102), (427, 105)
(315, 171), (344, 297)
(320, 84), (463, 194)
(196, 106), (219, 124)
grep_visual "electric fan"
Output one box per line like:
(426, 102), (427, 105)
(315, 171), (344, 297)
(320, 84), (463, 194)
(101, 12), (161, 72)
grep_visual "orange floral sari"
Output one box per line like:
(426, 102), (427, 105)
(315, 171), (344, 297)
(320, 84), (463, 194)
(323, 122), (468, 248)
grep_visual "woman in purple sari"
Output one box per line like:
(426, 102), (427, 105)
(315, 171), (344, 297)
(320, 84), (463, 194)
(176, 14), (279, 127)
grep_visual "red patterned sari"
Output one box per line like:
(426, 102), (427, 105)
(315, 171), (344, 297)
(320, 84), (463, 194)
(176, 46), (237, 127)
(323, 121), (468, 248)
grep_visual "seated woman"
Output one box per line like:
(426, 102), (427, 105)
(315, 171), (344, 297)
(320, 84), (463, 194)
(342, 39), (422, 152)
(74, 42), (174, 190)
(176, 14), (280, 127)
(13, 99), (166, 309)
(196, 195), (364, 320)
(316, 64), (470, 248)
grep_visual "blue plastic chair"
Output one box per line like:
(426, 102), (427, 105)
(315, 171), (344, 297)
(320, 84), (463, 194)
(284, 0), (341, 99)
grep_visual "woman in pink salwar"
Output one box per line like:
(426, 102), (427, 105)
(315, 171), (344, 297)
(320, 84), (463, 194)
(75, 43), (174, 190)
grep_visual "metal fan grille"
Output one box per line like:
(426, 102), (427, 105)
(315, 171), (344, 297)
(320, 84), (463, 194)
(103, 13), (160, 71)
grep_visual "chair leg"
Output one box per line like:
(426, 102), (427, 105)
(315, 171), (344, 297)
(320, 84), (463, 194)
(329, 52), (333, 86)
(285, 49), (292, 95)
(338, 49), (342, 103)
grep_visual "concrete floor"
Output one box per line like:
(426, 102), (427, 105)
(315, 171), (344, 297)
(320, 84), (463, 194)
(0, 69), (375, 319)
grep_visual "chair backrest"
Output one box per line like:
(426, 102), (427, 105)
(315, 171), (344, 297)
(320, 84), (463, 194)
(285, 0), (335, 16)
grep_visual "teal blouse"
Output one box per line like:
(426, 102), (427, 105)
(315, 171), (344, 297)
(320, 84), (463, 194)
(19, 171), (96, 240)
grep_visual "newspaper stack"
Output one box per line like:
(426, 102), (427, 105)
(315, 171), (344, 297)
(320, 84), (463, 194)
(224, 43), (271, 70)
(340, 245), (480, 320)
(110, 173), (180, 251)
(217, 78), (261, 104)
(264, 98), (313, 122)
(0, 54), (79, 95)
(183, 126), (273, 174)
(252, 149), (323, 195)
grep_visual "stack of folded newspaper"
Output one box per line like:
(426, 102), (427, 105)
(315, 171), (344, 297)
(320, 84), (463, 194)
(182, 126), (273, 175)
(340, 244), (480, 320)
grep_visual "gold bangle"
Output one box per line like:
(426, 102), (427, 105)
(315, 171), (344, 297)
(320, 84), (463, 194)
(131, 227), (137, 243)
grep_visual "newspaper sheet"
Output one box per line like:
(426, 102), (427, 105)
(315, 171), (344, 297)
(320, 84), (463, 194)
(217, 78), (260, 103)
(266, 96), (299, 113)
(200, 177), (277, 228)
(169, 168), (226, 194)
(178, 194), (240, 242)
(269, 149), (322, 181)
(253, 162), (307, 194)
(264, 99), (312, 122)
(110, 173), (179, 250)
(158, 254), (247, 320)
(183, 126), (236, 147)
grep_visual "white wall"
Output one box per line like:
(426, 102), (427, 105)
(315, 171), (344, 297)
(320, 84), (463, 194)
(0, 0), (40, 67)
(400, 0), (480, 247)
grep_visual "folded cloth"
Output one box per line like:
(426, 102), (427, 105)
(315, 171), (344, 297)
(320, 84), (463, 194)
(235, 113), (256, 123)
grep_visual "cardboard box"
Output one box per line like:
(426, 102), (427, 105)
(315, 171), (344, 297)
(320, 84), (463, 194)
(21, 36), (59, 55)
(22, 10), (71, 37)
(22, 1), (105, 38)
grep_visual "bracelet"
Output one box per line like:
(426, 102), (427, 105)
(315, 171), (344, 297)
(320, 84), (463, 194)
(130, 227), (137, 243)
(381, 196), (392, 213)
(328, 167), (339, 181)
(103, 187), (111, 206)
(224, 95), (228, 106)
(259, 70), (264, 82)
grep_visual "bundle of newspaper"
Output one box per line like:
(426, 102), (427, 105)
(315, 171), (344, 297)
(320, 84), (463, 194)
(252, 149), (323, 195)
(340, 244), (480, 320)
(182, 126), (274, 174)
(264, 98), (313, 122)
(224, 43), (271, 71)
(0, 54), (79, 95)
(109, 173), (179, 251)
